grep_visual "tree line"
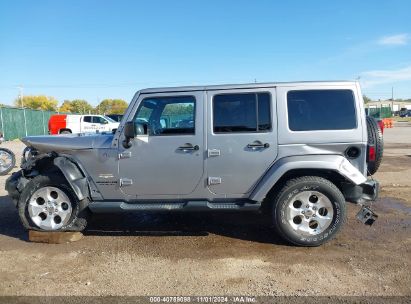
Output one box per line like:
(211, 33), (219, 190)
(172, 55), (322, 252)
(13, 95), (128, 115)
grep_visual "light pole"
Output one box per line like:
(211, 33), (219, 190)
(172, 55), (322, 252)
(17, 85), (24, 108)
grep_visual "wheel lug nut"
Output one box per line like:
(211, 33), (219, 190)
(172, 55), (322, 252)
(301, 211), (305, 214)
(313, 214), (316, 217)
(313, 207), (317, 210)
(305, 216), (309, 219)
(306, 205), (309, 208)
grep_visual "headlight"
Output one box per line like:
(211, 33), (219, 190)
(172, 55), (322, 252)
(22, 147), (38, 163)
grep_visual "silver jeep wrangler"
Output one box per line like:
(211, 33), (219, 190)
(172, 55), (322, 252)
(6, 81), (382, 246)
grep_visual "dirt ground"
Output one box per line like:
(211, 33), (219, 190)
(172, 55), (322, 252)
(0, 124), (410, 297)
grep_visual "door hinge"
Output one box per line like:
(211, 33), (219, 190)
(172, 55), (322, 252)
(119, 178), (133, 187)
(119, 151), (132, 159)
(207, 149), (221, 157)
(208, 177), (222, 185)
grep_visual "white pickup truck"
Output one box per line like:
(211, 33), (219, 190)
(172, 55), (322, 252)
(48, 114), (120, 134)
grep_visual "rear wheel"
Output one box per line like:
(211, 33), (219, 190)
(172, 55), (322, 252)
(0, 148), (16, 175)
(272, 176), (345, 246)
(18, 174), (89, 231)
(60, 129), (72, 134)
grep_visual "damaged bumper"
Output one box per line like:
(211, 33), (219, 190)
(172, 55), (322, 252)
(342, 179), (379, 204)
(5, 171), (28, 208)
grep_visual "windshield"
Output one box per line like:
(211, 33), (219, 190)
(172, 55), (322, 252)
(104, 116), (117, 123)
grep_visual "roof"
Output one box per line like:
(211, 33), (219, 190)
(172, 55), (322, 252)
(139, 80), (358, 94)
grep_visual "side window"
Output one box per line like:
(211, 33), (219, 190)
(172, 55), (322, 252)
(213, 93), (271, 133)
(93, 116), (107, 124)
(287, 90), (356, 131)
(83, 116), (92, 123)
(134, 96), (195, 136)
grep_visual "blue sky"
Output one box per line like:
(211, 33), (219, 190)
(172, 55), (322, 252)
(1, 0), (411, 106)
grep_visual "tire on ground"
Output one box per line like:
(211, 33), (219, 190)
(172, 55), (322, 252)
(0, 148), (16, 176)
(366, 116), (383, 175)
(272, 176), (346, 247)
(18, 174), (89, 231)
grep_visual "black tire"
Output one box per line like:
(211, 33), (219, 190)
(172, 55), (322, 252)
(366, 116), (383, 175)
(60, 130), (72, 134)
(18, 174), (89, 231)
(0, 148), (16, 176)
(272, 176), (346, 247)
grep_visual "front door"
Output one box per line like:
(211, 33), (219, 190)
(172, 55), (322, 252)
(118, 92), (204, 198)
(206, 88), (278, 195)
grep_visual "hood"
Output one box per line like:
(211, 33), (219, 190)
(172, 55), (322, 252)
(21, 133), (114, 153)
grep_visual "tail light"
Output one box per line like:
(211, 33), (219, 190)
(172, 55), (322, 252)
(368, 145), (376, 162)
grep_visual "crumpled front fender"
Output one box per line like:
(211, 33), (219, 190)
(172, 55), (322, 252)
(53, 156), (89, 201)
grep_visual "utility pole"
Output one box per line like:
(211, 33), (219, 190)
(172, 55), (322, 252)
(17, 85), (28, 136)
(17, 85), (24, 108)
(391, 87), (394, 115)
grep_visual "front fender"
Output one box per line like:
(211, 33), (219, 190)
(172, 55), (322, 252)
(53, 156), (89, 201)
(250, 155), (367, 202)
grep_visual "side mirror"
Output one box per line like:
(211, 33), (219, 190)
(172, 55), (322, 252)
(124, 121), (136, 138)
(135, 123), (147, 135)
(123, 121), (136, 148)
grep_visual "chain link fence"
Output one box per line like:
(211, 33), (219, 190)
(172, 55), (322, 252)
(365, 105), (393, 119)
(0, 106), (60, 140)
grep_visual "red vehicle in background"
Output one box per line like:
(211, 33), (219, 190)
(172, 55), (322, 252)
(48, 114), (119, 134)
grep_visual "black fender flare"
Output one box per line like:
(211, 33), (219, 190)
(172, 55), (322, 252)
(53, 156), (90, 201)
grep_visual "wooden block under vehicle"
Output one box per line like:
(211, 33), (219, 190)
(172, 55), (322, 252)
(28, 230), (83, 244)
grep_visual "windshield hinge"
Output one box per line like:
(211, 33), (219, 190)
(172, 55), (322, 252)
(118, 151), (132, 159)
(119, 178), (133, 187)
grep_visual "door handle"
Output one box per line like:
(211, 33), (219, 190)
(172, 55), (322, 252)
(247, 141), (270, 149)
(177, 143), (199, 152)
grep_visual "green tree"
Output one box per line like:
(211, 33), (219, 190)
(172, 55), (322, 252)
(96, 99), (128, 115)
(69, 99), (94, 114)
(363, 95), (372, 104)
(59, 100), (73, 113)
(14, 95), (58, 111)
(163, 103), (193, 115)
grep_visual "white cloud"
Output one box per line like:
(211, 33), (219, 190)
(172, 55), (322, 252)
(378, 33), (409, 45)
(360, 65), (411, 88)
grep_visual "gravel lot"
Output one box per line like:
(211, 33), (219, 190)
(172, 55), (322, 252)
(0, 125), (410, 296)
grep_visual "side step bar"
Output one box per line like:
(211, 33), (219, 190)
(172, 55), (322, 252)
(88, 200), (261, 213)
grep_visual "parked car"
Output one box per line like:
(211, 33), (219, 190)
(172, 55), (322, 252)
(6, 81), (381, 246)
(48, 114), (119, 134)
(399, 109), (411, 117)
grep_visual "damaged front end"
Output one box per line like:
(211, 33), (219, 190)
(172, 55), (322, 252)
(5, 149), (58, 207)
(6, 171), (27, 207)
(5, 148), (90, 208)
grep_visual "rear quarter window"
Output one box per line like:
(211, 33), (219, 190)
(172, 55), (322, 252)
(287, 89), (357, 131)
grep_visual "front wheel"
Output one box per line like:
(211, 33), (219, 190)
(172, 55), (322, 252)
(18, 174), (89, 231)
(272, 176), (346, 246)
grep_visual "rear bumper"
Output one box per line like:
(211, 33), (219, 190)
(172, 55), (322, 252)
(342, 179), (379, 204)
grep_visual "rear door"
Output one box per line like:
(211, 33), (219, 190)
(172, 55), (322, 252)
(206, 88), (277, 195)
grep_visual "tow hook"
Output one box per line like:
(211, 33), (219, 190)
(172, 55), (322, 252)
(356, 205), (378, 226)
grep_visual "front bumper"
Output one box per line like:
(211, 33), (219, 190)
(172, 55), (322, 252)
(342, 179), (379, 204)
(5, 171), (28, 208)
